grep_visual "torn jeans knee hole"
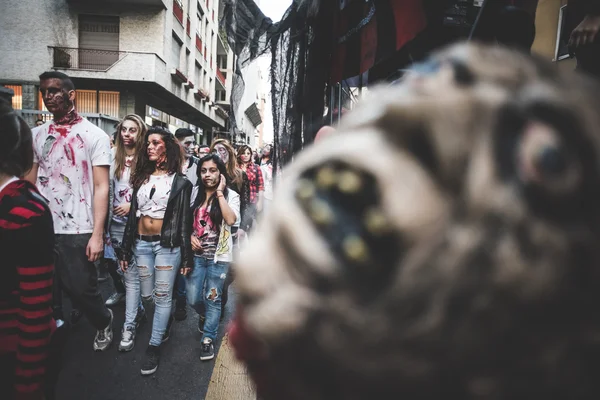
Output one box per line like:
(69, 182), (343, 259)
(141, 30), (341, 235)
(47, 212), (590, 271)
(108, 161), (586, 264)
(207, 288), (219, 301)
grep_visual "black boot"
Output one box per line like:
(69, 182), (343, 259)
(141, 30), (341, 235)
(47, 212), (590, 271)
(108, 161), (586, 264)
(174, 297), (187, 321)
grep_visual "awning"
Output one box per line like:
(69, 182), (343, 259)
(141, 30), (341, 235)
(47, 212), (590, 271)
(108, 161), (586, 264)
(244, 102), (262, 128)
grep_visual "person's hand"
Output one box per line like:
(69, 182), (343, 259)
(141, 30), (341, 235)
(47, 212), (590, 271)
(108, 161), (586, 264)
(217, 174), (227, 192)
(120, 260), (129, 271)
(191, 235), (202, 252)
(569, 15), (600, 49)
(114, 202), (131, 217)
(181, 267), (191, 276)
(86, 234), (104, 262)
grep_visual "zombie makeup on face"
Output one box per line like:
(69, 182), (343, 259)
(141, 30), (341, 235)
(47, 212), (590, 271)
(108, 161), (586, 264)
(214, 144), (229, 163)
(147, 134), (167, 165)
(201, 160), (220, 189)
(39, 78), (74, 118)
(263, 145), (272, 157)
(179, 137), (196, 157)
(121, 120), (140, 148)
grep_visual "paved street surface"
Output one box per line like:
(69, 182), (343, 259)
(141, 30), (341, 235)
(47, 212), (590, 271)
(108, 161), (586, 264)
(55, 276), (235, 400)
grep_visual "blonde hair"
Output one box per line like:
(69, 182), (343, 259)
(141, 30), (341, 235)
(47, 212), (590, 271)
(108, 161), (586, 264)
(210, 138), (243, 190)
(114, 114), (147, 180)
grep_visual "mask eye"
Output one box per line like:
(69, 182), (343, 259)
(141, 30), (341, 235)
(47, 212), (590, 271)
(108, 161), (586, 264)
(516, 121), (580, 194)
(536, 146), (567, 177)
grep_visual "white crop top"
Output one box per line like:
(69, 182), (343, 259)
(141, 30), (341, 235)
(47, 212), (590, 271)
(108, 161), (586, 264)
(136, 173), (175, 219)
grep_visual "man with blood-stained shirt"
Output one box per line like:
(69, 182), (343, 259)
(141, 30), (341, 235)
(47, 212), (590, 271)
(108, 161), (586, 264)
(25, 71), (114, 352)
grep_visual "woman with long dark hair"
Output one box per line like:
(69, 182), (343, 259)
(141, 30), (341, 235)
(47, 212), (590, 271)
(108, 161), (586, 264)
(186, 154), (239, 361)
(237, 144), (264, 219)
(0, 98), (56, 399)
(119, 127), (193, 376)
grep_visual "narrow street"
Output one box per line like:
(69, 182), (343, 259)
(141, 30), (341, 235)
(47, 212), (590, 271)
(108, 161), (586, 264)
(55, 281), (239, 400)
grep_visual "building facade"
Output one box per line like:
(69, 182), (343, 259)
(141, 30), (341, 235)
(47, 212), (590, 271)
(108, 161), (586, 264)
(233, 61), (264, 148)
(0, 0), (233, 144)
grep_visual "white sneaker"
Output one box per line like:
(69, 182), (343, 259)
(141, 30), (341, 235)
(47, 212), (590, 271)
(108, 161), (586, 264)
(200, 338), (215, 361)
(105, 292), (125, 307)
(93, 309), (114, 352)
(119, 326), (136, 352)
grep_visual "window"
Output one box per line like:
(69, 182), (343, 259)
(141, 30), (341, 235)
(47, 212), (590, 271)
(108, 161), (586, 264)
(79, 15), (120, 69)
(42, 89), (121, 117)
(99, 91), (120, 117)
(38, 91), (48, 111)
(5, 85), (22, 110)
(171, 34), (183, 69)
(555, 5), (570, 61)
(216, 90), (226, 102)
(195, 61), (203, 87)
(197, 13), (203, 36)
(217, 55), (227, 69)
(76, 90), (97, 114)
(185, 48), (191, 76)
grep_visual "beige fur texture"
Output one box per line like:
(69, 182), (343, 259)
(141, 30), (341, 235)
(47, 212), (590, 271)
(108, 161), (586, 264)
(235, 42), (600, 400)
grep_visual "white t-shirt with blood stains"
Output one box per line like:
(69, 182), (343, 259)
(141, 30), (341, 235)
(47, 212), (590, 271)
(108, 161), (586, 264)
(32, 118), (111, 234)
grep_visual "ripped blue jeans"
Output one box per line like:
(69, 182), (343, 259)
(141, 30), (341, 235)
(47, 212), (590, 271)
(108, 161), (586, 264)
(132, 240), (181, 346)
(185, 256), (230, 341)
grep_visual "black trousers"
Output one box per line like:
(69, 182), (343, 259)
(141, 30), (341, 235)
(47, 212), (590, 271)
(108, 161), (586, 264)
(53, 234), (112, 330)
(105, 258), (125, 294)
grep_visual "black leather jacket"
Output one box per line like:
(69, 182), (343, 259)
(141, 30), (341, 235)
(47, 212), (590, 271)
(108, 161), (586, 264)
(121, 174), (194, 269)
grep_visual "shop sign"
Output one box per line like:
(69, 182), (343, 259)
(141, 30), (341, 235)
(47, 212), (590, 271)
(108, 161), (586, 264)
(148, 107), (161, 118)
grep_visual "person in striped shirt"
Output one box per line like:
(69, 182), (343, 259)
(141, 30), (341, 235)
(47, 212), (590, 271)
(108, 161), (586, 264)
(0, 98), (56, 400)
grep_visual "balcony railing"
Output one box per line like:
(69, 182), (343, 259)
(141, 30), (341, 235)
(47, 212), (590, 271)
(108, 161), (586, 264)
(216, 69), (226, 86)
(50, 47), (127, 71)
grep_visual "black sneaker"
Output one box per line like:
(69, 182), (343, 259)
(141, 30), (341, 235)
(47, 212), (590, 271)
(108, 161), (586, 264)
(200, 338), (214, 361)
(197, 315), (206, 333)
(141, 345), (160, 375)
(162, 315), (174, 343)
(134, 306), (147, 329)
(174, 298), (187, 321)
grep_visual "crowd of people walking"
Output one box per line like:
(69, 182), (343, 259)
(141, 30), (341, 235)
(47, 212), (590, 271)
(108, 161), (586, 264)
(0, 70), (274, 399)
